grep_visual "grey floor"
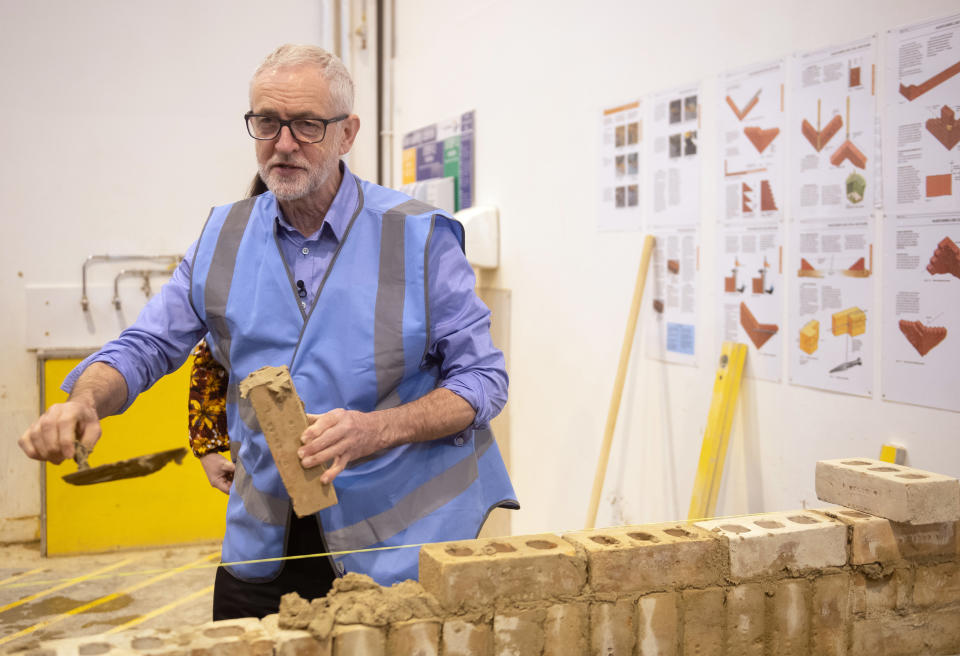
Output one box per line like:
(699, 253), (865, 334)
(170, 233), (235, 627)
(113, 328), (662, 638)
(0, 541), (219, 654)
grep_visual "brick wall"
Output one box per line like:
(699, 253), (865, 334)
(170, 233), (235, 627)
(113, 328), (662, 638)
(25, 459), (960, 655)
(25, 509), (960, 655)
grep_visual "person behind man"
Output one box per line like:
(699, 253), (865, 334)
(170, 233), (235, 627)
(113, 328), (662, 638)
(19, 44), (517, 620)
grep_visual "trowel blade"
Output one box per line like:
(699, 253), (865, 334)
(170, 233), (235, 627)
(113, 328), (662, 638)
(62, 447), (188, 486)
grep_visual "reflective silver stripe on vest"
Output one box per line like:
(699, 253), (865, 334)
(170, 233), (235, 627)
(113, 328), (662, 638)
(375, 207), (406, 401)
(324, 428), (495, 551)
(374, 199), (437, 402)
(228, 382), (261, 431)
(204, 197), (257, 369)
(233, 458), (289, 526)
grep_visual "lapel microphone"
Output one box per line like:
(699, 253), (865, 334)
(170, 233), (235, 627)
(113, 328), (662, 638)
(296, 280), (307, 298)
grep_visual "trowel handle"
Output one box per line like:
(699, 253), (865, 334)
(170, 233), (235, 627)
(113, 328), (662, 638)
(73, 438), (92, 471)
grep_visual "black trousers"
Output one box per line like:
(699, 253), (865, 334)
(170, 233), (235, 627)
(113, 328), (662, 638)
(212, 513), (337, 620)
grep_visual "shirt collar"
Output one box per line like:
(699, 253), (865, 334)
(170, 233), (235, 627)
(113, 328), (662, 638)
(274, 159), (359, 242)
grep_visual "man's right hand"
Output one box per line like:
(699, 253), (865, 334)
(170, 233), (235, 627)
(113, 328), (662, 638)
(199, 453), (235, 494)
(18, 400), (102, 465)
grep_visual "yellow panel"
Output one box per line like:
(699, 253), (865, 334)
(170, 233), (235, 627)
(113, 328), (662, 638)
(43, 358), (227, 555)
(401, 148), (417, 185)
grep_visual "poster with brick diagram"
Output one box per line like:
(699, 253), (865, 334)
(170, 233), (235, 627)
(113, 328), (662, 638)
(645, 84), (701, 366)
(788, 216), (875, 397)
(882, 214), (960, 412)
(598, 99), (643, 231)
(883, 13), (960, 216)
(719, 59), (786, 224)
(645, 227), (699, 367)
(717, 226), (783, 382)
(792, 36), (878, 219)
(717, 60), (786, 381)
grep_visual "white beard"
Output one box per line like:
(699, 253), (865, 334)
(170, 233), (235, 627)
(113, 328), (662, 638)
(259, 158), (333, 201)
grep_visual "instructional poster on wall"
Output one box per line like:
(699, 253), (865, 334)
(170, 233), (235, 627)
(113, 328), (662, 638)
(792, 36), (878, 219)
(401, 111), (474, 211)
(717, 60), (785, 381)
(648, 85), (701, 226)
(788, 216), (875, 397)
(882, 214), (960, 412)
(645, 84), (701, 366)
(719, 59), (786, 223)
(883, 13), (960, 215)
(598, 99), (643, 231)
(646, 227), (699, 367)
(717, 226), (783, 381)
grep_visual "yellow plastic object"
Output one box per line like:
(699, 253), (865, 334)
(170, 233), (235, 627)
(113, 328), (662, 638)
(688, 342), (748, 521)
(879, 444), (906, 465)
(43, 357), (227, 555)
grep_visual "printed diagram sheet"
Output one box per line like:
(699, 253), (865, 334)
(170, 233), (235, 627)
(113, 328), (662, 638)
(646, 228), (699, 367)
(645, 85), (701, 365)
(718, 61), (785, 381)
(648, 86), (701, 226)
(718, 226), (783, 381)
(792, 37), (878, 219)
(598, 100), (643, 231)
(883, 214), (960, 412)
(720, 60), (786, 222)
(788, 216), (875, 397)
(884, 14), (960, 215)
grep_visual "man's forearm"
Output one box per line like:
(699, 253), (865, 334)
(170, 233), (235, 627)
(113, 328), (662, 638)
(378, 387), (476, 447)
(299, 387), (479, 482)
(68, 362), (129, 419)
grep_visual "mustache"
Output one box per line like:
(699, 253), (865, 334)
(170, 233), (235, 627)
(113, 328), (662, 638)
(268, 156), (308, 168)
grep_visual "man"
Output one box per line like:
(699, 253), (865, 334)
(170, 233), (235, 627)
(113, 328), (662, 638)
(19, 44), (517, 619)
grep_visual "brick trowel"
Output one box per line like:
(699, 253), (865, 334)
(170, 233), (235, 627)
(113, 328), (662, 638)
(63, 441), (188, 486)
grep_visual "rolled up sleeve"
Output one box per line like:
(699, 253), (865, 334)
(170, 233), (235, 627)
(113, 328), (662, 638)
(426, 218), (508, 429)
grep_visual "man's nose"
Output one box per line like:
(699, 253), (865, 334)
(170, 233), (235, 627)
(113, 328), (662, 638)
(275, 125), (299, 152)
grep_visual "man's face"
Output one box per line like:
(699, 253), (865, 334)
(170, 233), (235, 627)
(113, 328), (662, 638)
(249, 64), (356, 202)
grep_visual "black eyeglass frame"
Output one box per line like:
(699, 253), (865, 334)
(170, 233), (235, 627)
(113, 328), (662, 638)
(244, 112), (348, 144)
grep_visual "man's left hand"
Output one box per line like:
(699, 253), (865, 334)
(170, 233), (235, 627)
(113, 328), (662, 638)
(298, 408), (390, 484)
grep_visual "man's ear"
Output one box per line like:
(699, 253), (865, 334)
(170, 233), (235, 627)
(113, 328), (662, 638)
(338, 114), (361, 156)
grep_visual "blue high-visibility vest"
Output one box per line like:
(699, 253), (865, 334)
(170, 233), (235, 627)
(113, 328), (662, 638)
(190, 178), (517, 584)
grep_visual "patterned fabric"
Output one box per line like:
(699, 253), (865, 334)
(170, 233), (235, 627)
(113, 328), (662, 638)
(188, 339), (230, 457)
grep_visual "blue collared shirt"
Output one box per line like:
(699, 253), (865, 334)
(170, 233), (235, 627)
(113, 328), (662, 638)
(64, 162), (507, 429)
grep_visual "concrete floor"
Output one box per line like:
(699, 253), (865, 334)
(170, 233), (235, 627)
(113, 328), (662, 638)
(0, 540), (220, 654)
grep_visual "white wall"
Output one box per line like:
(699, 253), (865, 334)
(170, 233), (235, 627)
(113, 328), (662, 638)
(0, 0), (381, 541)
(392, 0), (960, 537)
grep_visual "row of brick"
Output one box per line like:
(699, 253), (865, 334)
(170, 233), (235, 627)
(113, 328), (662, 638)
(419, 509), (960, 610)
(23, 459), (960, 655)
(27, 566), (960, 655)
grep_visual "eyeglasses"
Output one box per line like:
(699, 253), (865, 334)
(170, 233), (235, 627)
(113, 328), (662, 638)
(244, 112), (348, 144)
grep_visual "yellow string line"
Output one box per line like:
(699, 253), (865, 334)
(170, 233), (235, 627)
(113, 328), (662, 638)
(0, 553), (218, 647)
(103, 583), (215, 635)
(0, 557), (140, 616)
(0, 567), (45, 588)
(0, 542), (429, 591)
(0, 508), (830, 593)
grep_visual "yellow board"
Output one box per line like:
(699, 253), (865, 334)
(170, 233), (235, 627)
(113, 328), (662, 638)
(688, 342), (748, 521)
(43, 357), (228, 555)
(401, 148), (417, 185)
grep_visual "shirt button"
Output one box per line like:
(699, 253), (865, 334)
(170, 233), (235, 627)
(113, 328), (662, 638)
(301, 247), (309, 255)
(301, 302), (306, 309)
(454, 436), (464, 446)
